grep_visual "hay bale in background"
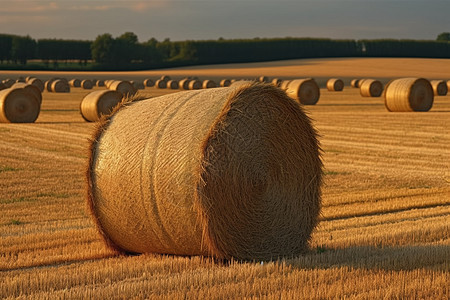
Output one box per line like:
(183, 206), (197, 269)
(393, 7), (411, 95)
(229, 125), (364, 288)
(219, 79), (231, 87)
(202, 80), (216, 89)
(16, 77), (26, 83)
(143, 79), (155, 87)
(430, 80), (447, 96)
(25, 76), (34, 82)
(96, 80), (105, 87)
(45, 79), (56, 91)
(80, 90), (123, 122)
(327, 78), (344, 91)
(131, 81), (145, 90)
(360, 79), (383, 97)
(109, 80), (136, 96)
(87, 83), (322, 260)
(179, 79), (191, 90)
(285, 78), (320, 105)
(258, 76), (269, 83)
(11, 83), (42, 105)
(0, 88), (40, 123)
(3, 79), (15, 88)
(69, 79), (81, 87)
(351, 79), (360, 88)
(51, 79), (70, 93)
(188, 80), (202, 90)
(155, 79), (167, 89)
(0, 82), (6, 91)
(105, 80), (114, 89)
(166, 80), (179, 89)
(384, 78), (434, 112)
(271, 78), (282, 87)
(280, 80), (291, 90)
(160, 75), (171, 82)
(27, 78), (44, 92)
(81, 80), (94, 90)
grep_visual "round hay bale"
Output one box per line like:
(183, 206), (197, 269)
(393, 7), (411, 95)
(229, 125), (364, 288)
(166, 80), (179, 89)
(280, 80), (291, 90)
(384, 78), (434, 112)
(96, 80), (105, 87)
(81, 80), (94, 90)
(143, 79), (155, 87)
(155, 79), (167, 89)
(105, 80), (114, 88)
(271, 78), (282, 87)
(92, 79), (98, 85)
(3, 79), (15, 88)
(69, 79), (81, 87)
(179, 79), (191, 90)
(80, 90), (123, 122)
(160, 75), (171, 82)
(109, 81), (136, 96)
(219, 79), (231, 87)
(0, 82), (6, 91)
(350, 79), (360, 88)
(16, 77), (26, 83)
(86, 82), (322, 260)
(27, 78), (44, 92)
(51, 79), (70, 93)
(131, 81), (145, 90)
(258, 76), (269, 83)
(360, 79), (383, 97)
(0, 88), (40, 123)
(202, 80), (216, 89)
(430, 80), (447, 96)
(285, 79), (320, 105)
(188, 80), (202, 90)
(11, 83), (42, 105)
(326, 78), (344, 92)
(25, 76), (34, 82)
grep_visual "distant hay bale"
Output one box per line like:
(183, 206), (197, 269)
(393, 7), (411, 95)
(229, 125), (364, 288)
(188, 80), (202, 90)
(81, 80), (94, 89)
(360, 79), (383, 97)
(0, 82), (6, 90)
(202, 80), (216, 89)
(109, 80), (136, 96)
(0, 88), (40, 123)
(351, 79), (360, 88)
(51, 79), (70, 93)
(69, 79), (81, 87)
(430, 80), (447, 96)
(96, 80), (105, 87)
(155, 79), (167, 89)
(105, 80), (114, 88)
(258, 76), (269, 83)
(219, 79), (231, 87)
(92, 79), (98, 85)
(16, 77), (26, 83)
(167, 80), (179, 89)
(271, 78), (282, 87)
(160, 75), (171, 82)
(45, 79), (56, 91)
(80, 90), (123, 122)
(25, 76), (34, 82)
(143, 79), (155, 87)
(179, 79), (191, 90)
(326, 78), (344, 91)
(3, 79), (15, 88)
(285, 78), (320, 105)
(384, 78), (434, 112)
(11, 83), (42, 105)
(280, 80), (291, 90)
(27, 78), (44, 92)
(86, 82), (322, 260)
(131, 81), (145, 90)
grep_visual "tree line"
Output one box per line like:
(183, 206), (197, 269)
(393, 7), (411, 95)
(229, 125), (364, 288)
(1, 32), (449, 70)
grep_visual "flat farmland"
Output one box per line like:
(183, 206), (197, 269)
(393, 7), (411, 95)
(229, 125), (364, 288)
(1, 58), (449, 299)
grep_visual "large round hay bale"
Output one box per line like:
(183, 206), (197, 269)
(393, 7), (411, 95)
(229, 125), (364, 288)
(384, 78), (434, 112)
(155, 79), (167, 89)
(179, 79), (191, 90)
(11, 83), (42, 105)
(96, 80), (105, 87)
(51, 79), (70, 93)
(3, 79), (15, 88)
(166, 80), (179, 89)
(80, 90), (123, 122)
(188, 80), (202, 90)
(86, 83), (322, 260)
(326, 78), (344, 91)
(109, 80), (136, 96)
(219, 79), (231, 87)
(143, 78), (154, 87)
(202, 80), (216, 89)
(285, 78), (320, 105)
(27, 78), (44, 92)
(81, 80), (94, 90)
(69, 79), (81, 87)
(0, 88), (40, 123)
(360, 79), (383, 97)
(430, 80), (447, 96)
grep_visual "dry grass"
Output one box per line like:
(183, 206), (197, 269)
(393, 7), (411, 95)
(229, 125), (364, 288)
(1, 58), (449, 298)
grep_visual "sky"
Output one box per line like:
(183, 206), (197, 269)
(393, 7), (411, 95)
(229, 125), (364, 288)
(0, 0), (449, 42)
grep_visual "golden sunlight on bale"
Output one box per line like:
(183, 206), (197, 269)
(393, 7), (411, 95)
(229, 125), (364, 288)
(350, 79), (360, 88)
(69, 79), (81, 87)
(155, 79), (167, 89)
(202, 80), (216, 89)
(166, 80), (179, 89)
(86, 83), (322, 261)
(384, 78), (434, 112)
(51, 79), (70, 93)
(0, 88), (40, 123)
(285, 78), (320, 105)
(96, 80), (105, 87)
(271, 78), (282, 87)
(143, 79), (154, 87)
(108, 80), (136, 96)
(258, 76), (269, 83)
(80, 90), (123, 122)
(179, 78), (191, 90)
(359, 79), (383, 97)
(219, 79), (231, 87)
(16, 77), (26, 83)
(81, 80), (94, 89)
(188, 80), (202, 90)
(430, 80), (447, 96)
(27, 78), (44, 92)
(11, 83), (42, 105)
(327, 78), (344, 91)
(160, 75), (171, 82)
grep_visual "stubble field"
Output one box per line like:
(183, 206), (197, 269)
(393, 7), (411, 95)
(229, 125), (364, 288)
(0, 58), (449, 299)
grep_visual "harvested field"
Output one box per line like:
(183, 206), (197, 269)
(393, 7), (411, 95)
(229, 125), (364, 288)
(0, 58), (449, 299)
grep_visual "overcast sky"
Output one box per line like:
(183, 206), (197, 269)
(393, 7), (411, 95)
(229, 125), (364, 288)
(1, 0), (449, 42)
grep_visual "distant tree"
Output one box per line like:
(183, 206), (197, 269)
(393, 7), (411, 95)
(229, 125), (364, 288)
(140, 38), (163, 65)
(436, 32), (450, 41)
(91, 33), (115, 64)
(0, 34), (14, 63)
(11, 35), (36, 64)
(115, 32), (139, 64)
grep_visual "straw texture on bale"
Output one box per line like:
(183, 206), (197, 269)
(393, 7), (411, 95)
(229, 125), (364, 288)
(202, 80), (216, 89)
(69, 79), (81, 87)
(155, 79), (167, 89)
(384, 78), (434, 112)
(189, 80), (202, 90)
(11, 83), (42, 105)
(81, 80), (94, 89)
(326, 78), (344, 91)
(360, 79), (383, 97)
(96, 80), (105, 87)
(51, 80), (70, 93)
(430, 80), (447, 96)
(219, 79), (231, 87)
(0, 88), (40, 123)
(109, 81), (136, 96)
(27, 78), (44, 92)
(166, 80), (179, 89)
(144, 79), (155, 87)
(179, 79), (191, 90)
(80, 90), (123, 122)
(285, 79), (320, 105)
(86, 83), (322, 260)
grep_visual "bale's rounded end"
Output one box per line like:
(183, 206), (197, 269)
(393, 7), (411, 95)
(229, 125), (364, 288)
(0, 88), (40, 123)
(384, 78), (434, 112)
(285, 79), (320, 105)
